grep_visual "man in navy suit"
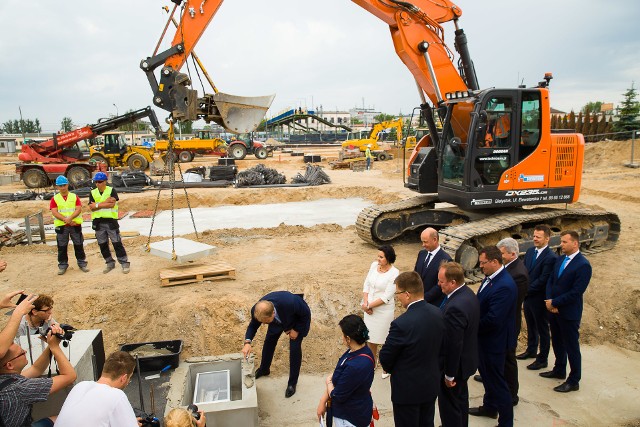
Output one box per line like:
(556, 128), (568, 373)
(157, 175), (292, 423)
(497, 237), (529, 406)
(415, 227), (452, 307)
(380, 271), (444, 427)
(520, 224), (557, 370)
(540, 230), (592, 393)
(241, 291), (311, 398)
(437, 262), (480, 427)
(469, 246), (517, 427)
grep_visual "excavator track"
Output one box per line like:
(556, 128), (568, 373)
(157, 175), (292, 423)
(438, 208), (620, 283)
(355, 195), (440, 245)
(356, 199), (620, 283)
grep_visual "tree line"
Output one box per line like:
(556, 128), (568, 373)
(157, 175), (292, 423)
(553, 84), (639, 141)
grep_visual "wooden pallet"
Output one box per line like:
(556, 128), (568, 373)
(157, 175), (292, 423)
(159, 262), (236, 287)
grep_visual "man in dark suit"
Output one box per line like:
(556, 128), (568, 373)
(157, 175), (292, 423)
(380, 271), (445, 427)
(241, 291), (311, 398)
(497, 237), (529, 406)
(520, 224), (557, 370)
(541, 230), (592, 393)
(469, 246), (517, 427)
(415, 227), (452, 307)
(437, 262), (480, 427)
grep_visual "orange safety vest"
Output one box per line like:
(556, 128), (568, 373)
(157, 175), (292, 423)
(494, 114), (510, 138)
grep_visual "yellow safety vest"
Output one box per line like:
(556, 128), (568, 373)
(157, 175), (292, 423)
(53, 193), (82, 226)
(365, 148), (373, 159)
(91, 186), (118, 220)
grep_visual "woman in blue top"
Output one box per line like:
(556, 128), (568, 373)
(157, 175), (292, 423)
(317, 315), (375, 427)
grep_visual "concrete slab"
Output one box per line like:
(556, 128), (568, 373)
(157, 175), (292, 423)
(165, 353), (258, 427)
(149, 237), (216, 263)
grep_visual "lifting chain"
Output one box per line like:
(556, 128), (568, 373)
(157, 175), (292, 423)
(145, 119), (199, 260)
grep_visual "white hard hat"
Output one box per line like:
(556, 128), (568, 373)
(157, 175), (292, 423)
(367, 144), (372, 148)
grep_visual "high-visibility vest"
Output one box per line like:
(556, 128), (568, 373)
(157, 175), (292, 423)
(494, 114), (511, 138)
(53, 193), (83, 226)
(365, 148), (373, 159)
(91, 186), (118, 220)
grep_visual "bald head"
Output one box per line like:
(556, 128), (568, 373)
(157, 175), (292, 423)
(421, 227), (439, 252)
(254, 300), (275, 323)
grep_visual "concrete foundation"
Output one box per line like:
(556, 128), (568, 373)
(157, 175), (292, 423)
(165, 353), (258, 427)
(149, 237), (216, 263)
(17, 330), (105, 420)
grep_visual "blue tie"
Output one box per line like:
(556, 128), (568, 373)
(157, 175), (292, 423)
(439, 296), (448, 310)
(424, 252), (432, 269)
(558, 256), (569, 277)
(531, 249), (539, 268)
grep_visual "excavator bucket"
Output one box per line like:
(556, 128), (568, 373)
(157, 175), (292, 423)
(212, 93), (275, 134)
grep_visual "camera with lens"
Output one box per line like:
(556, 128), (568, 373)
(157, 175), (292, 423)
(187, 404), (201, 420)
(133, 409), (160, 427)
(40, 323), (76, 346)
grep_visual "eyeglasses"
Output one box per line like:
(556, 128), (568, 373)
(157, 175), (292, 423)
(3, 350), (26, 366)
(479, 260), (494, 266)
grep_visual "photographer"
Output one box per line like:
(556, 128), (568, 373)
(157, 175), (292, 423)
(56, 351), (141, 427)
(0, 324), (77, 427)
(15, 295), (57, 341)
(0, 290), (37, 359)
(165, 408), (207, 427)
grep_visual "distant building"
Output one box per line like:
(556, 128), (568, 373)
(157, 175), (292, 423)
(550, 108), (566, 119)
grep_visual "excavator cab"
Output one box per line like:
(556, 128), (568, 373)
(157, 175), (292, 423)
(409, 88), (581, 210)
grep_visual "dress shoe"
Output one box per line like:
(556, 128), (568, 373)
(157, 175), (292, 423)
(57, 268), (67, 275)
(103, 265), (115, 274)
(254, 368), (270, 379)
(516, 351), (536, 360)
(285, 385), (296, 398)
(469, 406), (497, 419)
(122, 265), (130, 274)
(80, 266), (90, 273)
(512, 396), (519, 406)
(539, 370), (566, 379)
(527, 360), (548, 370)
(553, 382), (579, 393)
(473, 374), (483, 383)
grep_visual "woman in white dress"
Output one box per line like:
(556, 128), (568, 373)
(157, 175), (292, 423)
(361, 245), (399, 378)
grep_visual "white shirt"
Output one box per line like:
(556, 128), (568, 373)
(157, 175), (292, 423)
(479, 265), (505, 293)
(55, 381), (138, 427)
(424, 246), (441, 267)
(561, 251), (580, 268)
(535, 245), (548, 258)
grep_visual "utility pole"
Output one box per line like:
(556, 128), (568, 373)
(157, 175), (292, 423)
(18, 106), (26, 146)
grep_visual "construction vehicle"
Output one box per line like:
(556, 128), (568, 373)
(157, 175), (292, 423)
(89, 131), (156, 171)
(155, 130), (228, 162)
(17, 107), (161, 188)
(142, 0), (620, 278)
(227, 133), (273, 160)
(341, 118), (402, 161)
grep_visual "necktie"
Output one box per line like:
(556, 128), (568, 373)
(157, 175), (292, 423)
(479, 277), (491, 293)
(439, 296), (448, 310)
(558, 256), (569, 277)
(424, 252), (432, 268)
(531, 249), (539, 268)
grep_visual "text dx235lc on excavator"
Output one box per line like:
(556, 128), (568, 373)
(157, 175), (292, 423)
(140, 0), (619, 279)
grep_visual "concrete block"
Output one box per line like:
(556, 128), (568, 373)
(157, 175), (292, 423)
(165, 353), (258, 427)
(149, 237), (216, 263)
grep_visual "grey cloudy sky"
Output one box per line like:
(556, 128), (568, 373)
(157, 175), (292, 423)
(1, 0), (638, 133)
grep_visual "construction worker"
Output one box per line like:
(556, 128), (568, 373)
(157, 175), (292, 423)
(88, 172), (130, 274)
(50, 175), (88, 275)
(365, 144), (373, 170)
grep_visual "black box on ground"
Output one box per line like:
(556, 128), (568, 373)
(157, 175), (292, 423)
(120, 340), (183, 372)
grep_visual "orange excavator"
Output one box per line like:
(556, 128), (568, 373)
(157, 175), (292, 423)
(142, 0), (619, 278)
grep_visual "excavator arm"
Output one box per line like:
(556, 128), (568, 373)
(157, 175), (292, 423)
(141, 0), (477, 136)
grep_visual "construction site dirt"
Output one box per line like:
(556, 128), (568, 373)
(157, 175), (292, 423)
(1, 141), (639, 426)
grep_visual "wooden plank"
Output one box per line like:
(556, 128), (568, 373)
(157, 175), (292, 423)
(159, 262), (236, 287)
